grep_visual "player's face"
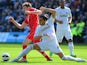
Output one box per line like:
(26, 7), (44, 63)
(39, 18), (46, 25)
(59, 1), (65, 7)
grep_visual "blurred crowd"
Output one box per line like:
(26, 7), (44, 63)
(0, 0), (87, 39)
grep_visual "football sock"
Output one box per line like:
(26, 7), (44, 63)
(68, 42), (74, 55)
(23, 44), (27, 59)
(15, 44), (34, 60)
(40, 51), (51, 60)
(62, 56), (85, 62)
(62, 56), (76, 60)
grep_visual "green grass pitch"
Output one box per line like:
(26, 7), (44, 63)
(0, 43), (87, 65)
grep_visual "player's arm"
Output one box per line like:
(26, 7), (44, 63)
(25, 9), (42, 15)
(68, 16), (72, 24)
(68, 9), (72, 24)
(34, 34), (50, 40)
(55, 19), (63, 24)
(40, 6), (56, 18)
(10, 17), (27, 29)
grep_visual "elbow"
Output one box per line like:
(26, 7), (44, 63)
(37, 11), (42, 15)
(39, 11), (42, 15)
(19, 26), (24, 29)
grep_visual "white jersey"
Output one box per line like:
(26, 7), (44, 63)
(55, 6), (72, 29)
(35, 16), (56, 42)
(34, 16), (63, 53)
(55, 6), (73, 42)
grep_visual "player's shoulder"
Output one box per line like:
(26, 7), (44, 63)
(65, 6), (71, 10)
(55, 7), (60, 10)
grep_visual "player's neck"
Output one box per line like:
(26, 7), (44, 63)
(60, 6), (65, 9)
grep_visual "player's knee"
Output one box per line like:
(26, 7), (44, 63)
(68, 39), (73, 42)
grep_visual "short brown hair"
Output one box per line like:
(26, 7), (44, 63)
(22, 2), (32, 7)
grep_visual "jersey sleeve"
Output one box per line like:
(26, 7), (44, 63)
(68, 8), (72, 17)
(47, 16), (55, 25)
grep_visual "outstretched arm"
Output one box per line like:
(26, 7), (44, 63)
(10, 17), (27, 29)
(40, 6), (56, 18)
(25, 9), (42, 15)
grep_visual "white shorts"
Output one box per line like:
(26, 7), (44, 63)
(56, 27), (73, 43)
(37, 38), (63, 53)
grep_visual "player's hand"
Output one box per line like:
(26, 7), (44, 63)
(9, 17), (15, 23)
(58, 21), (63, 24)
(55, 19), (63, 24)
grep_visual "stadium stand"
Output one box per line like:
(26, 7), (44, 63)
(0, 0), (87, 43)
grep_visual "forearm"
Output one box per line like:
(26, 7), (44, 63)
(30, 10), (42, 15)
(43, 8), (55, 14)
(12, 21), (23, 29)
(40, 7), (56, 18)
(68, 17), (72, 24)
(25, 10), (42, 15)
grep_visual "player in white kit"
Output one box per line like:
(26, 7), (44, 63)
(10, 6), (85, 62)
(51, 0), (76, 57)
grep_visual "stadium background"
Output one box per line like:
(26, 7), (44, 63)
(0, 0), (87, 43)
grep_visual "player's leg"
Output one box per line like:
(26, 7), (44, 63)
(22, 39), (52, 61)
(34, 43), (53, 61)
(11, 43), (43, 62)
(21, 32), (36, 62)
(56, 52), (86, 62)
(21, 38), (32, 62)
(11, 42), (52, 62)
(34, 39), (52, 61)
(65, 29), (76, 57)
(34, 40), (52, 61)
(10, 44), (34, 62)
(51, 44), (85, 62)
(38, 50), (52, 61)
(49, 29), (63, 57)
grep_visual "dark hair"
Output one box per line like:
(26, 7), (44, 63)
(22, 2), (32, 7)
(39, 14), (48, 21)
(59, 0), (65, 2)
